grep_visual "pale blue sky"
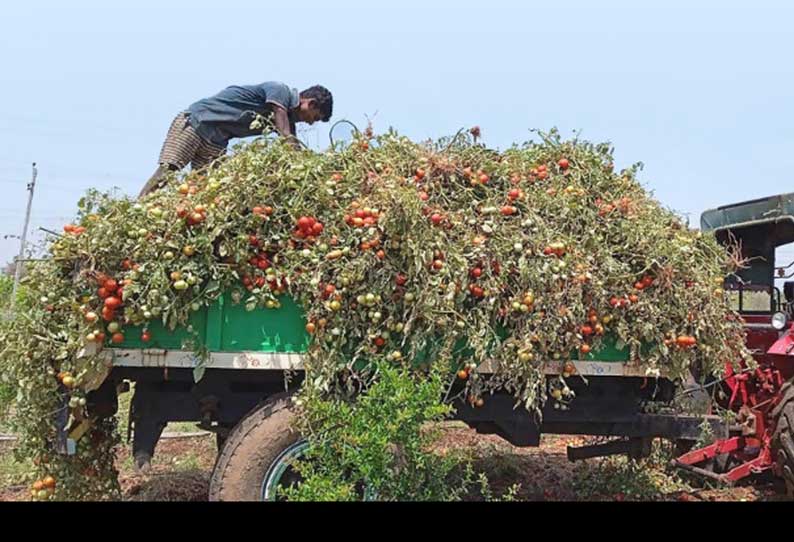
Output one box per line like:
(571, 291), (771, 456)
(1, 1), (793, 266)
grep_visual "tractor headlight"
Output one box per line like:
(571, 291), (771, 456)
(772, 312), (789, 331)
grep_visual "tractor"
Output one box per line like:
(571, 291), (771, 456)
(673, 192), (794, 496)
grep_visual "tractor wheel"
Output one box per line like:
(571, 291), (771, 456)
(771, 381), (794, 499)
(208, 392), (301, 501)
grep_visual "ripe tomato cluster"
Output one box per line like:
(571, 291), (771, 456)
(462, 166), (490, 186)
(95, 275), (123, 322)
(295, 215), (324, 239)
(252, 205), (274, 217)
(596, 197), (633, 217)
(344, 204), (380, 229)
(468, 265), (487, 298)
(63, 224), (86, 235)
(30, 475), (57, 501)
(530, 163), (549, 181)
(176, 203), (208, 226)
(543, 242), (567, 257)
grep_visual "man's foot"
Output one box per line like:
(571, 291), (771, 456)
(138, 165), (172, 198)
(133, 451), (153, 473)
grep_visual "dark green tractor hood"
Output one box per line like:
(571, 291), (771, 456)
(701, 192), (794, 287)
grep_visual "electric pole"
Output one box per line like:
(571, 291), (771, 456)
(12, 162), (37, 304)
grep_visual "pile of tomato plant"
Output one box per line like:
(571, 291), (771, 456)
(0, 128), (751, 500)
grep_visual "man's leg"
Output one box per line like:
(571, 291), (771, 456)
(139, 163), (178, 198)
(190, 138), (227, 172)
(138, 112), (198, 198)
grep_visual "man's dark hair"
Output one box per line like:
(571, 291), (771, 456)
(300, 85), (333, 122)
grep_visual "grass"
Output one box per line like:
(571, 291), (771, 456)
(572, 440), (692, 501)
(0, 442), (32, 492)
(168, 452), (204, 472)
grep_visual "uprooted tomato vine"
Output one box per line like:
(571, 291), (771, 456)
(0, 128), (752, 500)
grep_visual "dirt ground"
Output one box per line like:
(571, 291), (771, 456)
(1, 424), (788, 501)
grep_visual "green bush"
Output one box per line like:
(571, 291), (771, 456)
(283, 361), (472, 501)
(0, 274), (16, 424)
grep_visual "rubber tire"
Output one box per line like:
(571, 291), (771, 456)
(208, 392), (299, 501)
(771, 381), (794, 499)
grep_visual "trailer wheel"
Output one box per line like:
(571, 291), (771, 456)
(208, 392), (301, 501)
(772, 381), (794, 498)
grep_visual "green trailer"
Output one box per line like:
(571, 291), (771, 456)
(79, 281), (726, 501)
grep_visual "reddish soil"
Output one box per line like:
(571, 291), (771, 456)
(1, 427), (788, 501)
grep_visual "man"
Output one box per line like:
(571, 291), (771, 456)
(139, 82), (333, 197)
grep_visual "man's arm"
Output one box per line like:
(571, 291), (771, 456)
(272, 107), (301, 149)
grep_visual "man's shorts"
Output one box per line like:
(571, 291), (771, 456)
(158, 112), (227, 170)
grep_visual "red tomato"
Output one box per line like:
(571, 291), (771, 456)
(297, 216), (313, 231)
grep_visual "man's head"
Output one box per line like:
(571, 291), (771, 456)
(296, 85), (333, 125)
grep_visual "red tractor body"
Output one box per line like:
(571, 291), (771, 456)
(675, 194), (794, 494)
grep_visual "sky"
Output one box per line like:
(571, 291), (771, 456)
(0, 0), (793, 267)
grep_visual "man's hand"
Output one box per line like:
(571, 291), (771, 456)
(273, 107), (302, 150)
